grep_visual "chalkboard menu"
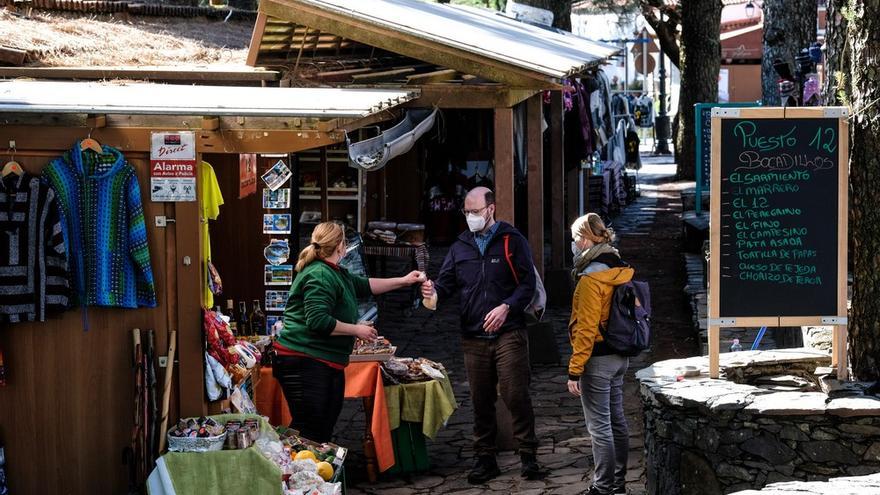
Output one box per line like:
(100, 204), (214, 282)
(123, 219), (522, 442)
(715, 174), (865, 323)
(694, 103), (760, 213)
(697, 104), (714, 190)
(713, 113), (844, 319)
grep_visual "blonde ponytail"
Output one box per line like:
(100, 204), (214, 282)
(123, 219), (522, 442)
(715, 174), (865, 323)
(295, 222), (345, 272)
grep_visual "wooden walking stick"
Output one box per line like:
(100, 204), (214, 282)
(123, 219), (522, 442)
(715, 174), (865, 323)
(157, 330), (177, 453)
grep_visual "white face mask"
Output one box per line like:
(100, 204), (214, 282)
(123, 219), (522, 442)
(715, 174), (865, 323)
(571, 241), (581, 256)
(467, 213), (487, 233)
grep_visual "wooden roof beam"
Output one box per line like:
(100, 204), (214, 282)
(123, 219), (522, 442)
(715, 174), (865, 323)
(351, 67), (416, 83)
(258, 0), (563, 89)
(406, 68), (458, 85)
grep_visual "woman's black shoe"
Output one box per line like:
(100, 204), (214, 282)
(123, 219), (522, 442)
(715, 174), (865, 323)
(520, 453), (549, 480)
(467, 455), (501, 485)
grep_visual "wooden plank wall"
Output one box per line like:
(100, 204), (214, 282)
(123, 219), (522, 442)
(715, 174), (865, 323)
(0, 152), (176, 494)
(207, 153), (272, 318)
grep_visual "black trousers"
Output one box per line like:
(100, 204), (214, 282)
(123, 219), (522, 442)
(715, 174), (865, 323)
(273, 355), (345, 443)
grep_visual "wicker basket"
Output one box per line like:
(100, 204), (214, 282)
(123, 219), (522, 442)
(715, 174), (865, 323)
(167, 431), (227, 453)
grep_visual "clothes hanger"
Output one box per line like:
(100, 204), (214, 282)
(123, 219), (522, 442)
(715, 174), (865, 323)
(80, 129), (103, 154)
(2, 142), (23, 178)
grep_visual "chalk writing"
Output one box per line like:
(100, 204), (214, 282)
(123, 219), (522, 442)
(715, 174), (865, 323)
(717, 117), (840, 317)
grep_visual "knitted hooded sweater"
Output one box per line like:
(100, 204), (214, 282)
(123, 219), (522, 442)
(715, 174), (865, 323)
(42, 142), (157, 308)
(0, 172), (70, 322)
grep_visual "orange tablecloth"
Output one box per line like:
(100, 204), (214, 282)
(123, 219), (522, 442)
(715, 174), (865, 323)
(255, 362), (395, 472)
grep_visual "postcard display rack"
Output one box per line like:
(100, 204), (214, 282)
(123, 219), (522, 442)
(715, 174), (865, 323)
(259, 154), (298, 332)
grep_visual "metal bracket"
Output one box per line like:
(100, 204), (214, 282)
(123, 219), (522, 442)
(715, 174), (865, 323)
(154, 216), (176, 227)
(821, 316), (848, 325)
(708, 318), (737, 326)
(711, 108), (740, 118)
(823, 107), (849, 118)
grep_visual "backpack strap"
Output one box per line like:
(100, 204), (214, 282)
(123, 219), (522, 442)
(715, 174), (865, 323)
(503, 234), (520, 285)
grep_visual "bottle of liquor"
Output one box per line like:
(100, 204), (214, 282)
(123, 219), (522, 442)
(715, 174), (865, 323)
(226, 299), (237, 335)
(237, 301), (249, 338)
(250, 299), (265, 336)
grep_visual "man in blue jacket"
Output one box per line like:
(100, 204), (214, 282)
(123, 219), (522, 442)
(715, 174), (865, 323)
(422, 186), (546, 484)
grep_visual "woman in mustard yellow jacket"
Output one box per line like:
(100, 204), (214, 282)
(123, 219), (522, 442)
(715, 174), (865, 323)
(567, 213), (634, 495)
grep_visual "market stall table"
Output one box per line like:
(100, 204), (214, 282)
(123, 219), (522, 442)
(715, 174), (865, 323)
(383, 375), (457, 474)
(147, 414), (282, 495)
(255, 362), (457, 480)
(255, 362), (393, 481)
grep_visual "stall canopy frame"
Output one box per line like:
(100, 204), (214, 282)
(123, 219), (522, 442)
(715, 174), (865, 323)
(0, 80), (419, 154)
(248, 0), (620, 90)
(0, 80), (415, 118)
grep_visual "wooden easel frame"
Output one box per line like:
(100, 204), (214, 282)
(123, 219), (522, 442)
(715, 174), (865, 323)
(708, 107), (849, 380)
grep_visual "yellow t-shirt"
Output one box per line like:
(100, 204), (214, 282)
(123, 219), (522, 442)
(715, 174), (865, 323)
(200, 161), (224, 308)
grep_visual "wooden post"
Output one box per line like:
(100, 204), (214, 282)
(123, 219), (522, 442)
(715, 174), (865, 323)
(526, 94), (544, 278)
(494, 107), (515, 224)
(176, 157), (206, 417)
(709, 326), (720, 378)
(709, 113), (722, 379)
(837, 115), (849, 381)
(246, 12), (268, 67)
(549, 91), (565, 269)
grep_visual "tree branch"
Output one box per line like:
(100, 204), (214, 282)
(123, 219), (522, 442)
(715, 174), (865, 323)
(641, 3), (681, 69)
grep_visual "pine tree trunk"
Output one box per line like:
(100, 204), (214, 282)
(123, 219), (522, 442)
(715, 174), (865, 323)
(847, 0), (880, 381)
(822, 0), (848, 105)
(515, 0), (572, 30)
(674, 0), (722, 180)
(760, 0), (817, 105)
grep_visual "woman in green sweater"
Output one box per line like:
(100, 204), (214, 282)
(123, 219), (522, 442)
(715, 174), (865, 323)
(273, 221), (424, 442)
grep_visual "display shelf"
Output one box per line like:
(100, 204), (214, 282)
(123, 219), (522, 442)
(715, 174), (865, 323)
(295, 144), (365, 230)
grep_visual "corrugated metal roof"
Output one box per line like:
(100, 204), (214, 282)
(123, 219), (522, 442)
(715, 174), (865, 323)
(0, 80), (416, 117)
(263, 0), (620, 82)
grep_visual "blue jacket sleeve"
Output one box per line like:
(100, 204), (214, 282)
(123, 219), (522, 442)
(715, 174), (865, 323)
(433, 247), (458, 303)
(503, 234), (536, 313)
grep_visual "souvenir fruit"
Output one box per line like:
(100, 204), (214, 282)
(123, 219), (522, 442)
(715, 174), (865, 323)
(316, 461), (334, 481)
(294, 450), (317, 462)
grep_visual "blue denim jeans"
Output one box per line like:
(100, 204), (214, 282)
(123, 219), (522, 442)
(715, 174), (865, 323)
(579, 354), (629, 492)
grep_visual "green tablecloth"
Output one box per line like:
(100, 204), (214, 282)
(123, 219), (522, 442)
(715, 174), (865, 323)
(384, 375), (457, 439)
(150, 414), (283, 495)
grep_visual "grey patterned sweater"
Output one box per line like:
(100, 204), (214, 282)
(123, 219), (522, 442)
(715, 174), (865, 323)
(0, 173), (69, 323)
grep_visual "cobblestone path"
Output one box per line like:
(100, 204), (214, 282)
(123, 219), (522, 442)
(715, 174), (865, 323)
(336, 157), (697, 494)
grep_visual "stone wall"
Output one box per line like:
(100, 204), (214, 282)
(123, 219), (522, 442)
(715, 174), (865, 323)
(638, 350), (880, 495)
(729, 473), (880, 494)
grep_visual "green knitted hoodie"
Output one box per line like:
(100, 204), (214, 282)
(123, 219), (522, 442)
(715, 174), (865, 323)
(277, 260), (371, 365)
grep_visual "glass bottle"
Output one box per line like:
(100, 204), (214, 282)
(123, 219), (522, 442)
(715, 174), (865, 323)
(237, 301), (249, 338)
(226, 299), (237, 335)
(250, 299), (266, 336)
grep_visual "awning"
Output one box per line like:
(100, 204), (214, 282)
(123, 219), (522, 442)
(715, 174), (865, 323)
(255, 0), (620, 88)
(346, 107), (438, 172)
(0, 80), (417, 117)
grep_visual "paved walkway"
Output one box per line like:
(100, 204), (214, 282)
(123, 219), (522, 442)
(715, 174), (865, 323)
(334, 156), (695, 494)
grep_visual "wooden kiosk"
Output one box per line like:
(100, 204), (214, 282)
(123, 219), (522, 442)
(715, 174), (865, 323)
(708, 106), (849, 380)
(0, 79), (415, 494)
(246, 0), (621, 276)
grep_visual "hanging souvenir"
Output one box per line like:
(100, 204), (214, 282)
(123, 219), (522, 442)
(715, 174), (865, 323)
(263, 239), (290, 266)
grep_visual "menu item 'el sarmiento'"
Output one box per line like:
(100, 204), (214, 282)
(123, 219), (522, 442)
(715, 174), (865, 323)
(717, 117), (840, 318)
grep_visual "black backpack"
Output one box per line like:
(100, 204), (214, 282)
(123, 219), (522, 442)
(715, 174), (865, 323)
(601, 280), (652, 357)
